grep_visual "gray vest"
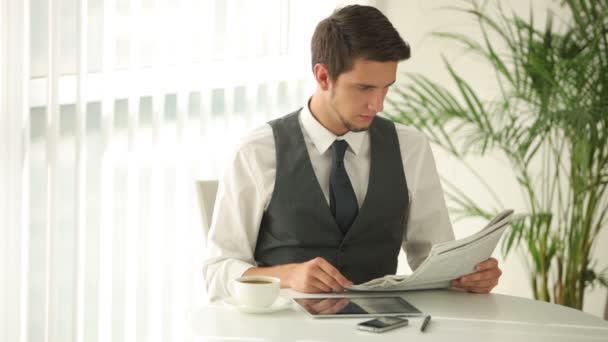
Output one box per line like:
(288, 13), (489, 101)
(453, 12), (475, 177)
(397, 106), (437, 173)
(254, 110), (409, 284)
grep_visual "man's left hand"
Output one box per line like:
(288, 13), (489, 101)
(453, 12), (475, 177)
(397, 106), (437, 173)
(451, 257), (502, 293)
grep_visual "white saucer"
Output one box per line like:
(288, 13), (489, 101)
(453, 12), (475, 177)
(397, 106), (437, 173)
(223, 296), (293, 314)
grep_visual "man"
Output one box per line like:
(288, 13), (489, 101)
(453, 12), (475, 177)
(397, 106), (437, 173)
(203, 5), (502, 300)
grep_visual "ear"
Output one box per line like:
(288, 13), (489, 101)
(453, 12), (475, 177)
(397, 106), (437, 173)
(313, 63), (331, 91)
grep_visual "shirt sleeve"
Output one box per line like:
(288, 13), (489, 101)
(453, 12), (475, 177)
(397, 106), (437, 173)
(202, 132), (270, 301)
(399, 129), (455, 271)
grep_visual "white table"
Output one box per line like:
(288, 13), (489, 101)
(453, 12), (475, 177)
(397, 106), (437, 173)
(191, 289), (608, 341)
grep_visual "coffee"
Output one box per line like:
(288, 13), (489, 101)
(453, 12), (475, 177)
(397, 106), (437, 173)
(240, 280), (272, 284)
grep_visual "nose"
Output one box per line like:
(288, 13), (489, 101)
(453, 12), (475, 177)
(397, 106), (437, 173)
(367, 91), (385, 112)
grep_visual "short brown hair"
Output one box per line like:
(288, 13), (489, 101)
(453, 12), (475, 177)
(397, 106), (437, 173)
(311, 5), (410, 81)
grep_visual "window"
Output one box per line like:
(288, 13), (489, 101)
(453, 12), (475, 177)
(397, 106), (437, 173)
(1, 1), (368, 341)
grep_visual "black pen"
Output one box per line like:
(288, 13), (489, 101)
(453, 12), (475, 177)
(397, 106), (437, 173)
(420, 315), (431, 332)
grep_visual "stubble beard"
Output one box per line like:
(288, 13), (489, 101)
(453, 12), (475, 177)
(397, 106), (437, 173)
(329, 89), (372, 133)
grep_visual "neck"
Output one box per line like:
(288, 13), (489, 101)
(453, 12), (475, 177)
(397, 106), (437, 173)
(309, 91), (348, 136)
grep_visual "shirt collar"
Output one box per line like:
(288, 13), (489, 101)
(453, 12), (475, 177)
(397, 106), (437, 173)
(300, 98), (367, 156)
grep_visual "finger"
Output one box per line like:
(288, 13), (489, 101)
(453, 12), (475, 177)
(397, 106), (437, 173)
(333, 298), (351, 311)
(451, 277), (475, 289)
(475, 257), (498, 271)
(314, 268), (345, 292)
(302, 303), (314, 313)
(319, 298), (350, 315)
(308, 258), (347, 291)
(300, 298), (322, 306)
(309, 279), (332, 293)
(451, 279), (465, 288)
(298, 279), (331, 293)
(452, 271), (498, 288)
(302, 300), (325, 314)
(312, 298), (344, 313)
(459, 278), (497, 288)
(461, 265), (501, 279)
(460, 268), (502, 283)
(465, 285), (494, 294)
(315, 258), (353, 287)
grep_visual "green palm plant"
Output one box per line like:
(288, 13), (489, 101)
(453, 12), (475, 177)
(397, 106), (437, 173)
(386, 0), (608, 309)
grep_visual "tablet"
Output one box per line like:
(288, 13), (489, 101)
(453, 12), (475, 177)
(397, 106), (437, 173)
(292, 296), (423, 318)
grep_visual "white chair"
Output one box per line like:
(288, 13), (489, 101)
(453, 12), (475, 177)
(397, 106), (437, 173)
(196, 180), (218, 241)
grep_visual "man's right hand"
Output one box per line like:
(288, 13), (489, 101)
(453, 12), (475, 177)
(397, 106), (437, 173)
(297, 297), (351, 314)
(286, 257), (353, 293)
(243, 257), (353, 293)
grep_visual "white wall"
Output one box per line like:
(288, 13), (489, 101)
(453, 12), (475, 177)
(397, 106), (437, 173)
(378, 0), (608, 319)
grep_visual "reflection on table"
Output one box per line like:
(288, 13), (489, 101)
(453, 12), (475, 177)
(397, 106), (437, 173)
(192, 289), (608, 342)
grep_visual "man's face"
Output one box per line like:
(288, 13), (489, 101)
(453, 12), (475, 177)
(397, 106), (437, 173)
(327, 58), (398, 133)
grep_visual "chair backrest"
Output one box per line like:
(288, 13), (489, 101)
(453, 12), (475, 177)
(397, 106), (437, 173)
(196, 180), (219, 241)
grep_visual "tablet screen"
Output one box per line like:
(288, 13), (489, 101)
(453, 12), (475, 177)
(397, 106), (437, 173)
(293, 296), (423, 318)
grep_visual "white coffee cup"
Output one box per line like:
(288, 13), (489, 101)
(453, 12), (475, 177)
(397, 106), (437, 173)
(230, 276), (280, 308)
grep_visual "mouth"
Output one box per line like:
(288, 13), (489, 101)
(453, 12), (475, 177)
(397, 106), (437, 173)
(358, 114), (375, 122)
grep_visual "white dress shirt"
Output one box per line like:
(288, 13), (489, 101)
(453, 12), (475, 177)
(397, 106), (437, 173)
(203, 102), (455, 300)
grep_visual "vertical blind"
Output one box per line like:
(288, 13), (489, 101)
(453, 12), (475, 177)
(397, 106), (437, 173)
(1, 0), (364, 341)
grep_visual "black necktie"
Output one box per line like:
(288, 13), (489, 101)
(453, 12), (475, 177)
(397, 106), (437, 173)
(329, 140), (358, 234)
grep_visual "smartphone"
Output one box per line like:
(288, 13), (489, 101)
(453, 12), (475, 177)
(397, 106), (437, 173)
(357, 317), (409, 333)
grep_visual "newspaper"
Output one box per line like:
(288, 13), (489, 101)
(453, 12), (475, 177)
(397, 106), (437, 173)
(348, 210), (514, 292)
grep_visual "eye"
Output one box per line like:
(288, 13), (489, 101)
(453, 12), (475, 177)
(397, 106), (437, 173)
(358, 85), (374, 92)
